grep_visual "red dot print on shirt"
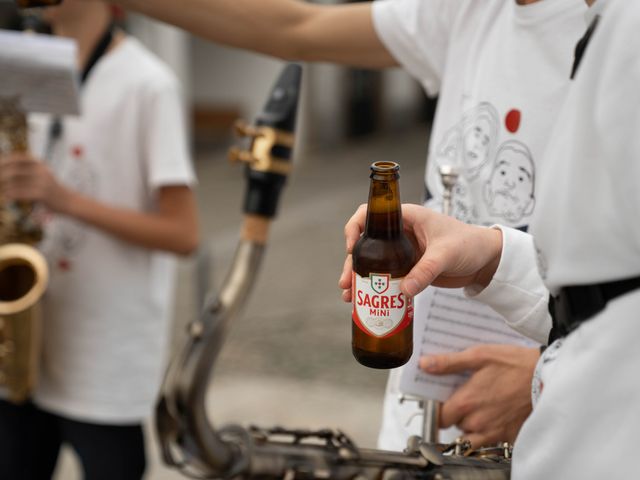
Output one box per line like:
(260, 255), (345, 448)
(71, 145), (84, 159)
(505, 109), (521, 133)
(57, 257), (72, 272)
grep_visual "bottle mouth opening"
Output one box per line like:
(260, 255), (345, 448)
(370, 161), (400, 173)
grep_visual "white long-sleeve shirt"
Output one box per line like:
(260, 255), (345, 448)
(470, 1), (640, 476)
(372, 0), (587, 450)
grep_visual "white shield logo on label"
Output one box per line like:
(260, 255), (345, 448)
(370, 274), (390, 294)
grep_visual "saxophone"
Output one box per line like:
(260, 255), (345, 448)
(0, 97), (49, 404)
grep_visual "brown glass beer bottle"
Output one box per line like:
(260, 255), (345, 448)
(351, 161), (416, 369)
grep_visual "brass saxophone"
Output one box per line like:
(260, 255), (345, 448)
(0, 97), (49, 404)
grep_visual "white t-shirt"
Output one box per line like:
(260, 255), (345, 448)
(371, 0), (587, 450)
(470, 1), (640, 476)
(27, 37), (195, 424)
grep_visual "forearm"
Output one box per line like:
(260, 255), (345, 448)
(118, 0), (396, 67)
(60, 188), (199, 256)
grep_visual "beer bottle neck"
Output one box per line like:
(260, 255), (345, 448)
(364, 174), (403, 238)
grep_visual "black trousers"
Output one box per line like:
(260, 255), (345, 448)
(0, 400), (146, 480)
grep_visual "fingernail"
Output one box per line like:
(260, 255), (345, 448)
(420, 356), (437, 372)
(404, 278), (420, 297)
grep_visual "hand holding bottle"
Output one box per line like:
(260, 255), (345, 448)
(339, 203), (504, 301)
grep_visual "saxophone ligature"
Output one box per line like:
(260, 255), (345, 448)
(0, 96), (49, 404)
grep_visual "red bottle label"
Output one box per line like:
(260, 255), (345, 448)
(352, 272), (413, 338)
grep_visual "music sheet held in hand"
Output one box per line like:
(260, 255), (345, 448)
(399, 287), (538, 402)
(0, 29), (79, 115)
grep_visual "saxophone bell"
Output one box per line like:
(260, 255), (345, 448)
(0, 243), (48, 403)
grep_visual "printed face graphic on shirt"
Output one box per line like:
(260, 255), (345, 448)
(424, 175), (478, 224)
(483, 140), (535, 224)
(450, 181), (479, 224)
(435, 102), (499, 181)
(463, 116), (493, 173)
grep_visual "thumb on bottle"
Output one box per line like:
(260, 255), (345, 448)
(400, 254), (445, 297)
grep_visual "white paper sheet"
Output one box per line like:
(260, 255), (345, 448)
(399, 286), (538, 402)
(0, 29), (79, 115)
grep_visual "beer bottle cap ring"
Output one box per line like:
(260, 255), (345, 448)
(370, 161), (400, 173)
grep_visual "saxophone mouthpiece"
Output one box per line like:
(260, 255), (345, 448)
(237, 63), (303, 218)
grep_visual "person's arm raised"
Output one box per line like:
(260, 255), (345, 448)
(119, 0), (397, 68)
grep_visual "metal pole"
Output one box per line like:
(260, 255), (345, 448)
(410, 165), (460, 445)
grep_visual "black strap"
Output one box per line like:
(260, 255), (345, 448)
(80, 22), (115, 85)
(570, 15), (600, 80)
(45, 24), (115, 160)
(548, 275), (640, 343)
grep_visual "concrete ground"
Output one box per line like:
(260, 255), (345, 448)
(53, 125), (429, 479)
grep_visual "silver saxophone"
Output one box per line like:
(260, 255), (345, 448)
(155, 65), (510, 480)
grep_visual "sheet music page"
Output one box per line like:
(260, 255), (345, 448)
(0, 29), (79, 115)
(399, 287), (538, 402)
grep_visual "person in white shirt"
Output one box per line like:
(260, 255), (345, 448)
(368, 0), (587, 448)
(342, 0), (640, 476)
(0, 1), (198, 478)
(85, 0), (588, 450)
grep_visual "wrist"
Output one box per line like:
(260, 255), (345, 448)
(51, 186), (75, 215)
(473, 227), (503, 289)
